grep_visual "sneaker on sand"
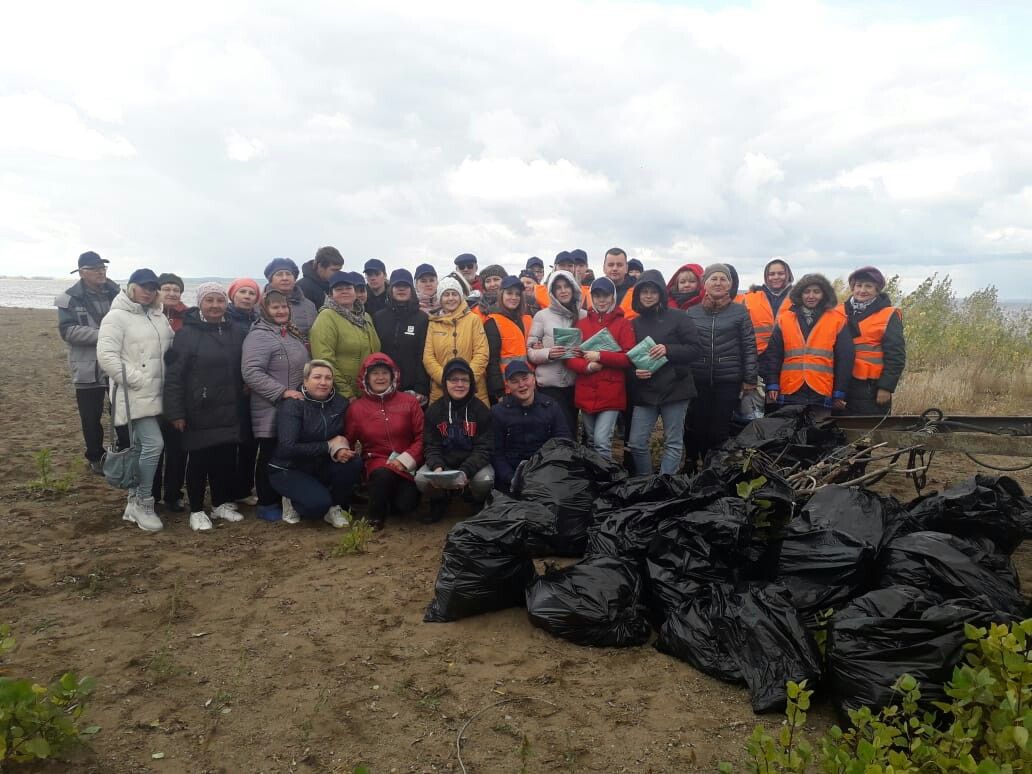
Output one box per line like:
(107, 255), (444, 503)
(324, 505), (351, 529)
(212, 503), (244, 522)
(189, 511), (213, 531)
(88, 459), (105, 476)
(122, 495), (138, 523)
(282, 498), (300, 524)
(131, 496), (164, 532)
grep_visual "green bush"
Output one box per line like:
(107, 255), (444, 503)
(0, 625), (97, 764)
(722, 618), (1032, 773)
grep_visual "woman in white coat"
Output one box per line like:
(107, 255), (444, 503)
(97, 268), (173, 532)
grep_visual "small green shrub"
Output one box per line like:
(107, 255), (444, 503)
(27, 449), (77, 496)
(331, 518), (374, 556)
(722, 618), (1032, 773)
(0, 627), (97, 764)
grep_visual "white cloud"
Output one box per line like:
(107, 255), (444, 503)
(733, 153), (785, 201)
(225, 131), (267, 162)
(0, 94), (136, 161)
(448, 157), (613, 201)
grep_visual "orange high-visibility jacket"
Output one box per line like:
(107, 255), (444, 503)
(778, 306), (847, 398)
(488, 311), (532, 381)
(741, 290), (792, 355)
(843, 305), (902, 380)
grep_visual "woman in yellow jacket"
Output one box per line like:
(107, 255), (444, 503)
(423, 276), (490, 404)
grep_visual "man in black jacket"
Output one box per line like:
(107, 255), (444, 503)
(297, 246), (344, 309)
(373, 269), (430, 405)
(55, 251), (123, 473)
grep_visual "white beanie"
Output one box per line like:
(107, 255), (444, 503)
(436, 276), (465, 304)
(195, 281), (228, 305)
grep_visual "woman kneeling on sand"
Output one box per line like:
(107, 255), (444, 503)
(267, 360), (363, 527)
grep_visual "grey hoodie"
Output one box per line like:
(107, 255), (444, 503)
(526, 271), (586, 388)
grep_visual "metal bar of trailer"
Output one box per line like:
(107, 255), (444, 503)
(833, 414), (1032, 436)
(838, 429), (1032, 457)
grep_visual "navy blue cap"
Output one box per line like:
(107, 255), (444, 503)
(389, 268), (413, 287)
(454, 253), (477, 267)
(570, 249), (588, 265)
(518, 269), (536, 280)
(73, 250), (109, 273)
(414, 263), (437, 279)
(128, 268), (160, 287)
(627, 258), (644, 272)
(554, 251), (573, 266)
(526, 256), (544, 269)
(590, 276), (617, 296)
(363, 259), (386, 274)
(329, 270), (366, 289)
(264, 257), (299, 280)
(500, 275), (523, 291)
(504, 360), (532, 380)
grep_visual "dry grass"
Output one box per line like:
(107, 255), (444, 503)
(893, 362), (1032, 415)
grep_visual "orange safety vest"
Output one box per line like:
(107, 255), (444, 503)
(534, 284), (550, 312)
(742, 290), (792, 355)
(844, 305), (901, 380)
(489, 312), (532, 385)
(779, 307), (846, 398)
(617, 288), (638, 321)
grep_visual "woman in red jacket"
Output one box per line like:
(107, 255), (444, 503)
(342, 353), (425, 530)
(666, 263), (706, 310)
(566, 277), (635, 460)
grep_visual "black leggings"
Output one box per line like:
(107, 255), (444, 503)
(537, 385), (578, 437)
(367, 467), (421, 522)
(254, 438), (279, 506)
(186, 443), (236, 513)
(234, 439), (258, 500)
(152, 419), (187, 503)
(684, 382), (741, 468)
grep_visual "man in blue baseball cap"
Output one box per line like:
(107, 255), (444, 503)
(488, 360), (572, 492)
(454, 253), (482, 291)
(363, 258), (389, 315)
(525, 256), (545, 283)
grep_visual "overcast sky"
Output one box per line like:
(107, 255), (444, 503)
(2, 0), (1031, 297)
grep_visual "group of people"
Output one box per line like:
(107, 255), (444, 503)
(57, 247), (905, 534)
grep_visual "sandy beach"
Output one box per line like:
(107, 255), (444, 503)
(1, 305), (1029, 773)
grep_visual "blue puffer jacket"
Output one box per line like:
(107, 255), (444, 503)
(489, 392), (572, 490)
(269, 386), (349, 472)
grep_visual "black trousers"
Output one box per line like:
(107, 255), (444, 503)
(254, 438), (279, 506)
(75, 387), (128, 461)
(152, 419), (187, 503)
(684, 382), (741, 469)
(234, 439), (258, 500)
(840, 379), (891, 417)
(537, 385), (578, 438)
(186, 443), (236, 513)
(367, 467), (421, 522)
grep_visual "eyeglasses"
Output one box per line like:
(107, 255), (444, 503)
(446, 376), (471, 384)
(81, 265), (107, 272)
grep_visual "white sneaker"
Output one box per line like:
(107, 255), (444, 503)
(189, 511), (213, 531)
(132, 496), (164, 532)
(122, 494), (138, 523)
(324, 505), (351, 529)
(282, 498), (300, 524)
(212, 503), (244, 522)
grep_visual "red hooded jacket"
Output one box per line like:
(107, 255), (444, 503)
(666, 263), (706, 310)
(343, 353), (425, 480)
(566, 305), (636, 413)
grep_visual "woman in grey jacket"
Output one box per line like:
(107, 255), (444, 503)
(685, 264), (758, 470)
(526, 271), (586, 434)
(241, 291), (311, 521)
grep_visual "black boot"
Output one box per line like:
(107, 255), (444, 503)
(421, 496), (449, 524)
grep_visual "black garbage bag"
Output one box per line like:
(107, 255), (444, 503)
(717, 405), (849, 470)
(470, 490), (568, 558)
(655, 583), (742, 682)
(525, 556), (651, 647)
(645, 497), (751, 618)
(826, 586), (1012, 716)
(586, 499), (687, 561)
(803, 485), (915, 550)
(424, 516), (536, 622)
(593, 473), (698, 512)
(657, 583), (821, 713)
(511, 438), (628, 556)
(878, 531), (1028, 617)
(908, 475), (1032, 555)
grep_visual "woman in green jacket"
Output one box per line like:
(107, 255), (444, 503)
(309, 271), (381, 399)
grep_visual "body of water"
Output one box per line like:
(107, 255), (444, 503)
(0, 277), (239, 309)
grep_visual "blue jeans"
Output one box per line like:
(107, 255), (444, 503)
(129, 416), (164, 502)
(627, 401), (690, 476)
(581, 410), (620, 460)
(269, 457), (363, 518)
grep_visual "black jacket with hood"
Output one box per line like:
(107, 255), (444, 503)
(686, 279), (758, 387)
(760, 274), (855, 404)
(628, 269), (702, 406)
(373, 294), (430, 397)
(163, 308), (250, 452)
(422, 358), (494, 478)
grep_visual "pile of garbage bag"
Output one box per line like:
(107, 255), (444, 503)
(424, 410), (1031, 715)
